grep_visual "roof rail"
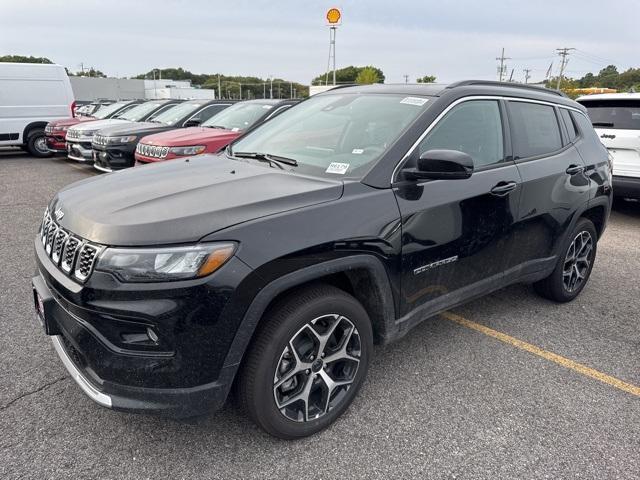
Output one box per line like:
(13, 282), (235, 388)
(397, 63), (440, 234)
(446, 80), (567, 98)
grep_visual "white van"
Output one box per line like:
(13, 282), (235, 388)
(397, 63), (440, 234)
(0, 62), (75, 157)
(577, 93), (640, 199)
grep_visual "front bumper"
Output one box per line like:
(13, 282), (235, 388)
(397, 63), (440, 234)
(45, 134), (67, 154)
(32, 236), (254, 417)
(92, 144), (136, 172)
(66, 140), (93, 162)
(613, 175), (640, 199)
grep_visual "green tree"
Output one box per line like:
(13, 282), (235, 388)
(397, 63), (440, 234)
(416, 75), (437, 83)
(0, 55), (53, 64)
(311, 65), (385, 85)
(71, 68), (106, 78)
(355, 67), (380, 84)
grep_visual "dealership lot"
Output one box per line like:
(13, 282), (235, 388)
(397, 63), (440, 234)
(1, 150), (638, 479)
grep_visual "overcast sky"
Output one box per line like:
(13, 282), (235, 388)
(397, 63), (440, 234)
(1, 0), (637, 84)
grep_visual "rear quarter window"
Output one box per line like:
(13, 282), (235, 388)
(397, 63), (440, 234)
(559, 108), (578, 142)
(508, 101), (562, 159)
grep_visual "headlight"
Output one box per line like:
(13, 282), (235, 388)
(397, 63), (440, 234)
(54, 126), (68, 132)
(95, 243), (235, 282)
(169, 145), (206, 156)
(107, 135), (137, 144)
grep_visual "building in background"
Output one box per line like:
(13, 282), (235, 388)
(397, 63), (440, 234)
(70, 77), (215, 101)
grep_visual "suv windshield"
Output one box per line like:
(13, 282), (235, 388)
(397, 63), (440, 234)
(117, 102), (164, 122)
(93, 102), (130, 119)
(151, 102), (206, 126)
(230, 93), (429, 178)
(203, 102), (272, 131)
(581, 99), (640, 130)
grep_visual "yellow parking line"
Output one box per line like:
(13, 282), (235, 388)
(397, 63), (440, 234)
(441, 311), (640, 397)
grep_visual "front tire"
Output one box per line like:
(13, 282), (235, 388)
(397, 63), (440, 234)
(237, 284), (373, 439)
(534, 218), (597, 302)
(26, 129), (51, 157)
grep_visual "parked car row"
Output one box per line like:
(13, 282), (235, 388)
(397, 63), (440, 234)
(45, 97), (298, 172)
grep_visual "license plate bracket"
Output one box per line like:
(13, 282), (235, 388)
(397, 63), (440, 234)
(32, 276), (61, 336)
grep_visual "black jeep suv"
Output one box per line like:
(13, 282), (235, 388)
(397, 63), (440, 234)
(32, 81), (611, 439)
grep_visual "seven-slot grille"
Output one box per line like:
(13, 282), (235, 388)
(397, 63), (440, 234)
(65, 128), (80, 140)
(93, 134), (108, 146)
(39, 209), (103, 282)
(136, 143), (169, 159)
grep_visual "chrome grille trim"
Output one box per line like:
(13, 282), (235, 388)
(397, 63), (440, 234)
(39, 209), (103, 282)
(136, 143), (169, 158)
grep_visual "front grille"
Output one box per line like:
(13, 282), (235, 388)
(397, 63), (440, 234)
(66, 129), (79, 140)
(136, 143), (169, 158)
(93, 135), (108, 146)
(39, 209), (103, 283)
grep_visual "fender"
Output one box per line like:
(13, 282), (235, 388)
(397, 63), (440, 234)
(22, 121), (48, 143)
(221, 254), (397, 369)
(552, 196), (610, 260)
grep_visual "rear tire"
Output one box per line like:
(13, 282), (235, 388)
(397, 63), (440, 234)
(237, 284), (373, 439)
(534, 218), (597, 302)
(26, 129), (51, 157)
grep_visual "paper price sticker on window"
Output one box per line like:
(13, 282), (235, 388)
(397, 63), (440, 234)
(326, 162), (350, 174)
(400, 97), (429, 106)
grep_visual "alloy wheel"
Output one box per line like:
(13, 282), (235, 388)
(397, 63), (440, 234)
(273, 314), (361, 422)
(34, 136), (48, 155)
(563, 230), (593, 293)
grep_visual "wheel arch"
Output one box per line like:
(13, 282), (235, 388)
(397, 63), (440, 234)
(22, 121), (48, 143)
(222, 255), (397, 370)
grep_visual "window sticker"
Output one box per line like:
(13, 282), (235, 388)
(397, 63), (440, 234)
(400, 97), (429, 106)
(352, 148), (364, 154)
(325, 162), (350, 174)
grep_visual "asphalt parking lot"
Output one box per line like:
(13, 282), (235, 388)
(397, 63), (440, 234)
(1, 149), (638, 480)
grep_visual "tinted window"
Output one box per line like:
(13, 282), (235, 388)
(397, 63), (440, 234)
(418, 100), (504, 168)
(147, 104), (176, 120)
(202, 103), (271, 131)
(151, 102), (207, 125)
(93, 102), (130, 119)
(508, 101), (562, 158)
(191, 104), (230, 123)
(118, 102), (164, 122)
(572, 111), (603, 145)
(579, 99), (640, 130)
(560, 108), (578, 142)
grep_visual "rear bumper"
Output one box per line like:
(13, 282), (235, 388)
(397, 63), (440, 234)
(613, 175), (640, 199)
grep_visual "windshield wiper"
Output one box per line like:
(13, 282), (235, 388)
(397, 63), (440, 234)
(233, 151), (298, 169)
(592, 122), (614, 127)
(205, 125), (228, 129)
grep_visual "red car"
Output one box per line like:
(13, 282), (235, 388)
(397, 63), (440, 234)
(44, 100), (142, 153)
(135, 99), (297, 164)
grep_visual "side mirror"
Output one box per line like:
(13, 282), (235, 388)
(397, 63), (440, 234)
(184, 117), (202, 127)
(404, 149), (474, 180)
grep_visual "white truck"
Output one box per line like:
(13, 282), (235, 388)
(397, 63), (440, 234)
(577, 93), (640, 199)
(0, 62), (75, 157)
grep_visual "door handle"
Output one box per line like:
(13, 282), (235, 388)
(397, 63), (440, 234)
(566, 164), (585, 175)
(490, 181), (518, 196)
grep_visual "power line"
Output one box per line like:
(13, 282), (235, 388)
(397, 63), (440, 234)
(496, 48), (511, 82)
(556, 47), (575, 89)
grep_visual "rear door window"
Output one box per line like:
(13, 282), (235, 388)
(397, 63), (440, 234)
(559, 108), (578, 143)
(508, 101), (562, 159)
(579, 100), (640, 130)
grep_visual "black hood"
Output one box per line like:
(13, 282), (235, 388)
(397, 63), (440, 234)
(95, 121), (175, 138)
(51, 154), (343, 246)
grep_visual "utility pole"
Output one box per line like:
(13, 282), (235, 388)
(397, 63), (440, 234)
(403, 74), (410, 84)
(239, 82), (242, 100)
(496, 48), (511, 82)
(523, 68), (531, 84)
(556, 47), (575, 90)
(263, 82), (266, 99)
(290, 82), (293, 98)
(218, 74), (222, 99)
(269, 76), (273, 99)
